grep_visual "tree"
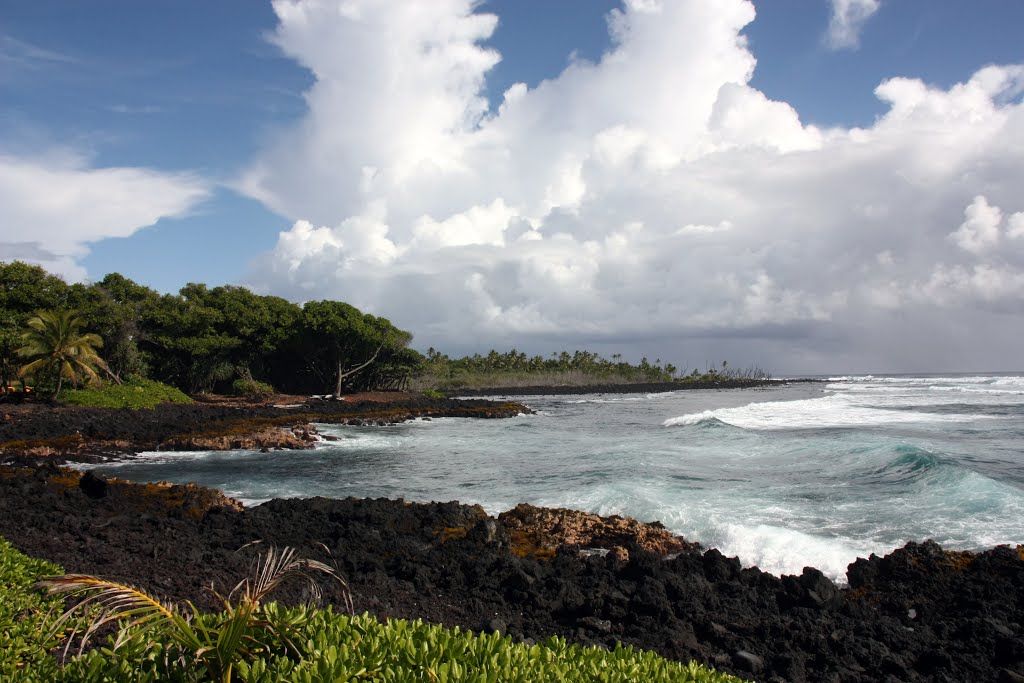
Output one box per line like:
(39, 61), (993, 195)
(67, 275), (161, 381)
(0, 261), (69, 315)
(17, 310), (112, 396)
(298, 301), (413, 395)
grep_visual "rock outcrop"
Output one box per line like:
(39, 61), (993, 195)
(0, 467), (1021, 682)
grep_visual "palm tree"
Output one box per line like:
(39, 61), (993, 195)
(17, 309), (112, 396)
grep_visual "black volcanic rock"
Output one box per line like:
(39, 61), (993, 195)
(0, 468), (1021, 682)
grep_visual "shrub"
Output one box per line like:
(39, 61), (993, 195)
(422, 388), (446, 399)
(39, 546), (351, 683)
(56, 610), (746, 683)
(22, 542), (746, 683)
(0, 536), (66, 680)
(59, 379), (192, 409)
(232, 378), (276, 399)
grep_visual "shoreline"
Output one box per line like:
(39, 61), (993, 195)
(0, 465), (1021, 682)
(0, 392), (530, 464)
(2, 388), (1022, 680)
(448, 377), (821, 397)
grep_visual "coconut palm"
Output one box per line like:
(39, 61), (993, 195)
(37, 545), (352, 682)
(16, 309), (111, 396)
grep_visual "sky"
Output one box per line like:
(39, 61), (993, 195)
(2, 0), (1023, 374)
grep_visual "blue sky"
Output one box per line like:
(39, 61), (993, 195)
(2, 1), (1023, 372)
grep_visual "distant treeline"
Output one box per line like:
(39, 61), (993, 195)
(414, 349), (771, 391)
(416, 348), (677, 390)
(1, 261), (769, 396)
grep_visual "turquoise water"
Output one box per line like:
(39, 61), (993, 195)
(86, 375), (1024, 581)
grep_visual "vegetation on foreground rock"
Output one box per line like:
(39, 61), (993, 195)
(0, 537), (69, 679)
(1, 537), (744, 683)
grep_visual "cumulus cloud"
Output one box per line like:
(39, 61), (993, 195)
(0, 150), (209, 280)
(825, 0), (880, 50)
(242, 0), (1024, 372)
(949, 196), (1004, 255)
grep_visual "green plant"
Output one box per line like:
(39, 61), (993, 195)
(0, 536), (68, 680)
(55, 609), (747, 682)
(59, 378), (192, 409)
(422, 388), (446, 399)
(232, 378), (276, 399)
(38, 545), (352, 683)
(17, 309), (113, 396)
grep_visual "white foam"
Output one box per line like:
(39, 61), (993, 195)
(711, 522), (873, 582)
(662, 410), (719, 426)
(830, 374), (1024, 386)
(664, 394), (982, 430)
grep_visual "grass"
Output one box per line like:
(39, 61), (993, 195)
(0, 537), (747, 683)
(59, 378), (192, 409)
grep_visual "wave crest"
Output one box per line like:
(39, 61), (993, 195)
(663, 410), (721, 427)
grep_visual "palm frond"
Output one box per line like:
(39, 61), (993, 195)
(36, 574), (190, 659)
(35, 544), (353, 678)
(17, 357), (50, 377)
(231, 545), (352, 614)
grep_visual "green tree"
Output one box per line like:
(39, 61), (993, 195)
(298, 301), (413, 395)
(0, 312), (20, 390)
(0, 261), (69, 315)
(202, 285), (300, 380)
(0, 261), (71, 387)
(139, 288), (240, 393)
(67, 274), (161, 381)
(17, 310), (112, 396)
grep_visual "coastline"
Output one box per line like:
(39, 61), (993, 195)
(0, 464), (1021, 682)
(1, 390), (1022, 681)
(0, 392), (530, 464)
(448, 377), (820, 397)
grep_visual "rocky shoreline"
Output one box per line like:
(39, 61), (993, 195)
(1, 465), (1022, 682)
(0, 394), (529, 464)
(1, 394), (1022, 681)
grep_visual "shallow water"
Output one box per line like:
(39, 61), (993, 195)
(86, 375), (1024, 582)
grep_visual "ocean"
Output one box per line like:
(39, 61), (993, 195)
(85, 374), (1024, 582)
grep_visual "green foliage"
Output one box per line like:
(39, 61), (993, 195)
(3, 538), (743, 683)
(232, 378), (276, 399)
(0, 262), (423, 396)
(40, 546), (353, 683)
(66, 275), (160, 381)
(57, 609), (745, 683)
(422, 388), (446, 399)
(0, 261), (70, 316)
(17, 309), (111, 396)
(417, 348), (679, 390)
(60, 378), (192, 409)
(416, 348), (772, 391)
(0, 536), (67, 680)
(297, 300), (417, 395)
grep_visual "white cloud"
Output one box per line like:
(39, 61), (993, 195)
(0, 151), (209, 280)
(1009, 213), (1024, 240)
(241, 0), (1024, 373)
(948, 195), (1024, 257)
(825, 0), (880, 50)
(949, 196), (1003, 255)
